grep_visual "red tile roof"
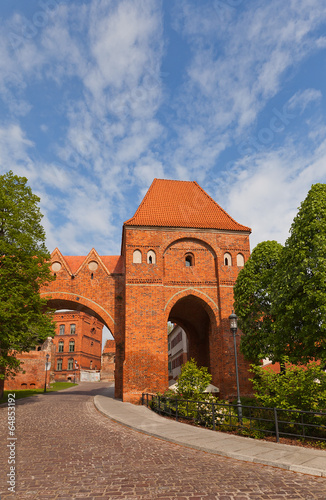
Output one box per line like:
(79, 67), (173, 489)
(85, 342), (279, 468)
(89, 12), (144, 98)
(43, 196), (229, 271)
(62, 255), (123, 274)
(124, 179), (251, 232)
(63, 256), (85, 275)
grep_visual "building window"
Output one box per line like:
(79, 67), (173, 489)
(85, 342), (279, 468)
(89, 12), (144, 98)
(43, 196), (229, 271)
(133, 249), (142, 264)
(224, 252), (232, 266)
(237, 253), (245, 266)
(57, 359), (63, 371)
(58, 341), (64, 353)
(90, 360), (93, 369)
(68, 358), (74, 370)
(69, 340), (75, 352)
(70, 324), (76, 335)
(185, 253), (194, 267)
(59, 324), (65, 335)
(147, 250), (156, 264)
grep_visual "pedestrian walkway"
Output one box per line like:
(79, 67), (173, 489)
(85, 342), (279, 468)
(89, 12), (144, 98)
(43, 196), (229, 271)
(94, 387), (326, 477)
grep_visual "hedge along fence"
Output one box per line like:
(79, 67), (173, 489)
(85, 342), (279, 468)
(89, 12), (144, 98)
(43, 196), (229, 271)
(141, 393), (326, 443)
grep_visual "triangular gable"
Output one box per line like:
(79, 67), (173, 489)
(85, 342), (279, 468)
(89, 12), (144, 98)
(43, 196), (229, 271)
(50, 248), (73, 276)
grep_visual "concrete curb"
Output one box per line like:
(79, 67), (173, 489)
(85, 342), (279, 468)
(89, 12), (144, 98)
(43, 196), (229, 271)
(94, 394), (326, 478)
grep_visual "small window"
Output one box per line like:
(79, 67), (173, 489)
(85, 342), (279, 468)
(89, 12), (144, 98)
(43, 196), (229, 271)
(70, 324), (76, 335)
(68, 358), (74, 370)
(69, 340), (75, 352)
(237, 253), (245, 267)
(185, 253), (194, 267)
(57, 359), (63, 371)
(58, 341), (64, 353)
(147, 250), (156, 264)
(133, 249), (142, 264)
(224, 252), (232, 266)
(59, 324), (65, 335)
(90, 360), (93, 369)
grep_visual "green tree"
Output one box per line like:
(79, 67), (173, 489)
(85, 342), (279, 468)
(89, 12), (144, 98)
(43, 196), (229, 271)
(176, 358), (212, 399)
(271, 184), (326, 364)
(234, 240), (283, 363)
(0, 171), (55, 397)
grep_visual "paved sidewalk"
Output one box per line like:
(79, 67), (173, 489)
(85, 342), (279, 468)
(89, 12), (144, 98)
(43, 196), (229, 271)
(94, 387), (326, 478)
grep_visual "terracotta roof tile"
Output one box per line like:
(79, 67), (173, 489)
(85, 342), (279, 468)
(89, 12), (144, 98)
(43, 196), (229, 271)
(63, 255), (123, 275)
(101, 256), (124, 274)
(63, 256), (85, 275)
(124, 179), (251, 232)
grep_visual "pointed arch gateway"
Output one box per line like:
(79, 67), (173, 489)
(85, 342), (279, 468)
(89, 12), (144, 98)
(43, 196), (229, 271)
(165, 289), (222, 390)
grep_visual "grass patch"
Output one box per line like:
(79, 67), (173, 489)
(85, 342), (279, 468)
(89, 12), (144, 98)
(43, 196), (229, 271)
(0, 382), (78, 405)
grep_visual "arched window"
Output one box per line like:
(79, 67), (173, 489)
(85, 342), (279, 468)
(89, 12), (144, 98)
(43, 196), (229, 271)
(68, 358), (74, 370)
(237, 253), (245, 267)
(224, 252), (232, 266)
(70, 324), (76, 335)
(147, 250), (156, 264)
(69, 340), (75, 352)
(59, 324), (65, 335)
(57, 359), (63, 371)
(58, 340), (64, 353)
(133, 249), (142, 264)
(185, 253), (194, 267)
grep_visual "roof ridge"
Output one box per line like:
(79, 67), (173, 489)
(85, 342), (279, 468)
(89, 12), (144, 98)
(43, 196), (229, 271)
(193, 181), (249, 231)
(124, 178), (158, 225)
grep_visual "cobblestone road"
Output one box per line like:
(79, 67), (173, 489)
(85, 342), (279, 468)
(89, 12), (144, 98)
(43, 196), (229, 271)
(0, 383), (325, 499)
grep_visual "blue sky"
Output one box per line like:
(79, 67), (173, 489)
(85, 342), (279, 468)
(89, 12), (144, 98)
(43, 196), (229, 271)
(2, 0), (326, 256)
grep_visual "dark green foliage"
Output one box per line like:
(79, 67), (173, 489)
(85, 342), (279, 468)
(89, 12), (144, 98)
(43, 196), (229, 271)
(234, 184), (326, 365)
(234, 240), (283, 363)
(272, 184), (326, 364)
(0, 171), (55, 384)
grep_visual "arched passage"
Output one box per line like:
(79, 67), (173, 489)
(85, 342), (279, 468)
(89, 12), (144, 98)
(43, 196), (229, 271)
(166, 291), (220, 387)
(43, 295), (115, 337)
(41, 292), (122, 397)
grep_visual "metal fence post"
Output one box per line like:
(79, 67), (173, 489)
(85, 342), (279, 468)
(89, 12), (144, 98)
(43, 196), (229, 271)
(274, 407), (279, 442)
(212, 402), (216, 431)
(176, 399), (178, 422)
(158, 395), (161, 415)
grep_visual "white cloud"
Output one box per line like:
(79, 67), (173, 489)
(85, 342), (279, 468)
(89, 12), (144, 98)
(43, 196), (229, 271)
(223, 137), (326, 250)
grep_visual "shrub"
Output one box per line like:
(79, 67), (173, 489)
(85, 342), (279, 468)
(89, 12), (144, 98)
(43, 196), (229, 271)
(176, 358), (212, 399)
(250, 360), (326, 412)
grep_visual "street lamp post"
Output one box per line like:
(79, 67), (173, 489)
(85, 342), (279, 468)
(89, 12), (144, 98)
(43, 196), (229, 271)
(229, 311), (242, 423)
(44, 353), (50, 393)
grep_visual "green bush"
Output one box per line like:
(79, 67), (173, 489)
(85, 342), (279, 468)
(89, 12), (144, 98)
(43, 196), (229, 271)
(250, 360), (326, 412)
(176, 358), (212, 399)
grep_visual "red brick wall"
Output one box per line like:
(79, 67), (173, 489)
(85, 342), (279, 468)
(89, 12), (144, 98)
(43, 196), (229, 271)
(122, 227), (252, 402)
(101, 339), (115, 382)
(4, 339), (54, 391)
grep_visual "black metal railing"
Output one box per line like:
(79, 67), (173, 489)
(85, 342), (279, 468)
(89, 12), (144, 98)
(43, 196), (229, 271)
(141, 393), (326, 443)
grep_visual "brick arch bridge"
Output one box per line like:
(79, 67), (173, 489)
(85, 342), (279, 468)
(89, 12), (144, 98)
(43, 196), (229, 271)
(42, 179), (253, 403)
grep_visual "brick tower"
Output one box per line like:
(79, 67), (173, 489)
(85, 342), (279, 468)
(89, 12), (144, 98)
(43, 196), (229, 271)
(121, 179), (252, 402)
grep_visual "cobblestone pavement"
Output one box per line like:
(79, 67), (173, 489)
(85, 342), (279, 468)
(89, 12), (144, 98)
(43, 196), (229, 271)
(0, 383), (325, 500)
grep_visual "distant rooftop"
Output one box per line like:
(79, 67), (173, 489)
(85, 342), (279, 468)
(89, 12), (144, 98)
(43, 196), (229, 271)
(124, 179), (251, 232)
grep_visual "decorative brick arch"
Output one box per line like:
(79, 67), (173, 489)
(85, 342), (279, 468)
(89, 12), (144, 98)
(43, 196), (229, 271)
(43, 179), (253, 402)
(163, 236), (218, 259)
(164, 288), (219, 321)
(41, 292), (115, 335)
